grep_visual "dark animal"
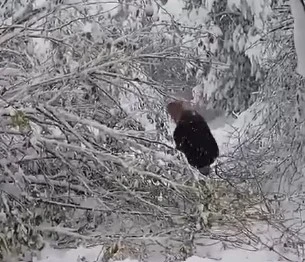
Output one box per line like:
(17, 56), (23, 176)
(167, 101), (219, 173)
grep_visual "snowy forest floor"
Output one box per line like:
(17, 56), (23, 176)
(36, 241), (281, 262)
(32, 114), (294, 262)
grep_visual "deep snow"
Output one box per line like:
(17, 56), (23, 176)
(32, 112), (287, 262)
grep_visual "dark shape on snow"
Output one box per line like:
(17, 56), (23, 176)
(167, 101), (219, 173)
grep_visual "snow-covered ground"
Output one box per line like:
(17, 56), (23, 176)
(211, 104), (263, 155)
(35, 244), (281, 262)
(32, 112), (289, 262)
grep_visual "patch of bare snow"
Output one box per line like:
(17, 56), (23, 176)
(33, 0), (48, 9)
(211, 102), (264, 155)
(34, 242), (285, 262)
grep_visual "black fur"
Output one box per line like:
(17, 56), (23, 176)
(173, 110), (219, 170)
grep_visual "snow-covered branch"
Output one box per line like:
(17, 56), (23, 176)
(290, 0), (305, 77)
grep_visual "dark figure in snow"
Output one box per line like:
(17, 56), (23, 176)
(167, 101), (219, 174)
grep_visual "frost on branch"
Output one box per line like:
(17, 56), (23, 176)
(220, 2), (305, 258)
(290, 0), (305, 78)
(0, 0), (260, 260)
(182, 0), (268, 114)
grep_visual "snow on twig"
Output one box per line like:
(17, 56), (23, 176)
(290, 0), (305, 77)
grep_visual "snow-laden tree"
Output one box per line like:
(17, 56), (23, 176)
(178, 0), (273, 114)
(290, 0), (305, 78)
(215, 1), (305, 258)
(224, 0), (305, 195)
(0, 0), (260, 260)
